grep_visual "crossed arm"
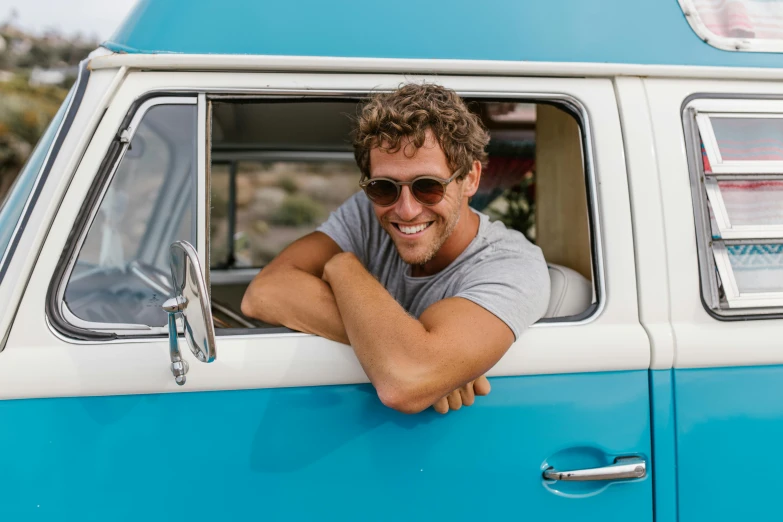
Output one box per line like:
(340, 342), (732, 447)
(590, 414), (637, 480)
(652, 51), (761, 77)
(241, 232), (513, 414)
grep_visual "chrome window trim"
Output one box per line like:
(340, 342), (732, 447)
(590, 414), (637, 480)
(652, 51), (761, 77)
(197, 93), (209, 280)
(684, 95), (783, 316)
(55, 86), (605, 344)
(61, 301), (159, 333)
(55, 96), (197, 336)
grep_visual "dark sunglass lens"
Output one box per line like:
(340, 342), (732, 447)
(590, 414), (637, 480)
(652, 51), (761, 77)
(412, 178), (445, 205)
(365, 180), (398, 205)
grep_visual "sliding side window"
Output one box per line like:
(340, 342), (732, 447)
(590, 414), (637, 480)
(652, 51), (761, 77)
(687, 99), (783, 313)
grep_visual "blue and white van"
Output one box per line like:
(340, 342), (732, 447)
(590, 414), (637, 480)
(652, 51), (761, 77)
(2, 0), (783, 520)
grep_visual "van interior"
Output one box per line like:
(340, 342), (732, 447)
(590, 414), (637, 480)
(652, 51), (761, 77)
(207, 97), (597, 330)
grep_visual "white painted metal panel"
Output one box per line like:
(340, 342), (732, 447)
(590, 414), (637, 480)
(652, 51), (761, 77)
(1, 72), (649, 399)
(645, 77), (783, 369)
(614, 77), (676, 370)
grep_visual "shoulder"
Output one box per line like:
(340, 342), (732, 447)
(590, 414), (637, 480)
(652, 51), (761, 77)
(462, 213), (551, 302)
(477, 213), (546, 266)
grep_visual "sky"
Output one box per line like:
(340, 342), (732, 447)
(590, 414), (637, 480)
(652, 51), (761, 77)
(0, 0), (137, 41)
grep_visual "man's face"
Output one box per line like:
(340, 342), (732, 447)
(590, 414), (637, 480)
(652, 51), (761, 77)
(368, 130), (470, 266)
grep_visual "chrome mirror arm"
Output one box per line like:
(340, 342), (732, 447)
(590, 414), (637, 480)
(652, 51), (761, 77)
(162, 241), (217, 386)
(163, 296), (189, 385)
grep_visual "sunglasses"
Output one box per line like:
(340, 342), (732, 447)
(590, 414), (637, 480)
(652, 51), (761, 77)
(359, 169), (465, 207)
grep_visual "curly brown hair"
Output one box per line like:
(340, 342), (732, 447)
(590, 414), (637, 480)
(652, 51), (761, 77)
(353, 83), (489, 180)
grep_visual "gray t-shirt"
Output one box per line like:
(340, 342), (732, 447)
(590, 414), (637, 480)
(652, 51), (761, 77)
(317, 192), (551, 340)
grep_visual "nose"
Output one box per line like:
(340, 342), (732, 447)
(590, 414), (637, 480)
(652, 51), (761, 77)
(395, 185), (424, 221)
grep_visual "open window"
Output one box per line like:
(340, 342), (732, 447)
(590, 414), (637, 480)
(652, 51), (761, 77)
(208, 95), (599, 332)
(48, 89), (600, 340)
(686, 98), (783, 313)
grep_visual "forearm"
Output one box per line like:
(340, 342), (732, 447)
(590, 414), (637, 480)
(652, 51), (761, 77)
(241, 267), (349, 344)
(324, 254), (450, 411)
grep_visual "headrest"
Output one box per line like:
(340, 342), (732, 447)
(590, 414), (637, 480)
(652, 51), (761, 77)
(544, 264), (593, 318)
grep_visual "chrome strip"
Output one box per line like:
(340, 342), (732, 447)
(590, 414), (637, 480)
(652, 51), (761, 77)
(197, 93), (209, 283)
(61, 301), (154, 332)
(683, 104), (722, 310)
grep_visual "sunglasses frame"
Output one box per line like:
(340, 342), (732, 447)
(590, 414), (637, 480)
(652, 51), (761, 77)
(359, 169), (465, 207)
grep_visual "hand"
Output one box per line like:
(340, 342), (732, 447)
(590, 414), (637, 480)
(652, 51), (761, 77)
(432, 375), (491, 414)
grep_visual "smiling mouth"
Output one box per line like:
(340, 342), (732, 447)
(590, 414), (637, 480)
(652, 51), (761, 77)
(393, 222), (433, 235)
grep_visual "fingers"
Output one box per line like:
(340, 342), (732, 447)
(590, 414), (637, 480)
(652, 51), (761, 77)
(447, 389), (462, 411)
(460, 381), (475, 406)
(474, 375), (491, 396)
(433, 396), (449, 414)
(433, 376), (491, 414)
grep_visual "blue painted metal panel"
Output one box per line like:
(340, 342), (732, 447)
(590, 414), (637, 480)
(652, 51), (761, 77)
(649, 370), (678, 522)
(674, 365), (783, 521)
(104, 0), (783, 68)
(0, 371), (652, 521)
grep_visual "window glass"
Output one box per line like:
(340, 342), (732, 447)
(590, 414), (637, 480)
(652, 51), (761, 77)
(726, 244), (783, 294)
(0, 85), (74, 269)
(63, 103), (197, 327)
(717, 180), (783, 227)
(712, 117), (783, 162)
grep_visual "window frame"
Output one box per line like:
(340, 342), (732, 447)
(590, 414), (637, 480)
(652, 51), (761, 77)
(678, 0), (783, 53)
(49, 95), (206, 339)
(206, 91), (605, 333)
(685, 95), (783, 316)
(49, 85), (606, 341)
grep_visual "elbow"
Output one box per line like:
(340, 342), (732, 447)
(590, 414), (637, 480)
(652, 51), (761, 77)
(239, 292), (257, 319)
(376, 384), (433, 415)
(240, 277), (273, 321)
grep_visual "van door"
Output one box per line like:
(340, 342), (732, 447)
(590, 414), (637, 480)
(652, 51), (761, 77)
(645, 77), (783, 521)
(0, 69), (653, 521)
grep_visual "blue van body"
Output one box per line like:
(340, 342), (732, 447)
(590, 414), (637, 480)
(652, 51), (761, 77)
(107, 0), (783, 67)
(1, 1), (782, 521)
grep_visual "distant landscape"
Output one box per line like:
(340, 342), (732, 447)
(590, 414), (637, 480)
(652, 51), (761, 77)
(0, 21), (96, 201)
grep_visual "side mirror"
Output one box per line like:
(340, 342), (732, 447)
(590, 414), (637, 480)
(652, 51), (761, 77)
(162, 240), (216, 385)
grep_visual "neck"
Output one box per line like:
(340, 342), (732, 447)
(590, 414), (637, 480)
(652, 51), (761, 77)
(410, 206), (480, 277)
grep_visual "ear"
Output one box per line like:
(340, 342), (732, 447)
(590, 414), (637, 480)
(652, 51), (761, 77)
(462, 160), (482, 198)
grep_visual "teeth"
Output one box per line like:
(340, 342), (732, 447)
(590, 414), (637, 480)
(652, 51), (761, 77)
(398, 223), (429, 235)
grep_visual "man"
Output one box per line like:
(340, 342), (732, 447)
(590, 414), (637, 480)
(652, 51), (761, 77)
(241, 84), (550, 414)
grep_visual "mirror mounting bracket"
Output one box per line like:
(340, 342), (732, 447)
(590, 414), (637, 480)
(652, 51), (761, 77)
(162, 241), (217, 386)
(163, 296), (189, 385)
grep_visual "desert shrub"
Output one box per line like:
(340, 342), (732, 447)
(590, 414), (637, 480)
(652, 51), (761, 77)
(270, 194), (324, 226)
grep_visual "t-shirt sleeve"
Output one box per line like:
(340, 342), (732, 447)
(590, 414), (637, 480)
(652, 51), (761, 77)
(455, 245), (551, 341)
(316, 191), (373, 264)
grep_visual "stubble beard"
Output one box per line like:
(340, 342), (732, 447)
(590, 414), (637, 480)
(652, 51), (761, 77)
(390, 205), (462, 267)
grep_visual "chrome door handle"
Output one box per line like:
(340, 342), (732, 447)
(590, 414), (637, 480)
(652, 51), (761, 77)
(543, 457), (646, 482)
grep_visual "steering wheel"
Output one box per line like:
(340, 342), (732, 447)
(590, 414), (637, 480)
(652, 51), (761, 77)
(128, 259), (174, 296)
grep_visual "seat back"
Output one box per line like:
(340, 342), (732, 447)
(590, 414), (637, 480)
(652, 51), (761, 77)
(544, 264), (593, 318)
